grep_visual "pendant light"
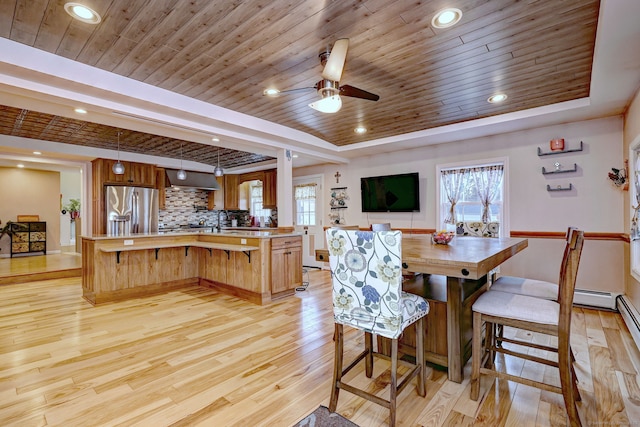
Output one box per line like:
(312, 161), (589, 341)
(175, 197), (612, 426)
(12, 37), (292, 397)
(112, 131), (125, 175)
(177, 143), (187, 180)
(214, 148), (224, 177)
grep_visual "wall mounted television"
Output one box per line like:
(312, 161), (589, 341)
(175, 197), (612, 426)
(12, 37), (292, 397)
(361, 172), (420, 212)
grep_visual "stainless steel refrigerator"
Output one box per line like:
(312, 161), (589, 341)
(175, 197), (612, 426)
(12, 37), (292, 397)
(105, 186), (159, 236)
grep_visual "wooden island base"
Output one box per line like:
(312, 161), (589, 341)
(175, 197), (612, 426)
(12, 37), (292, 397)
(82, 232), (302, 305)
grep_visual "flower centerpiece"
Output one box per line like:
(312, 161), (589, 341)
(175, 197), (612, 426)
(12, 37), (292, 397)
(432, 230), (455, 245)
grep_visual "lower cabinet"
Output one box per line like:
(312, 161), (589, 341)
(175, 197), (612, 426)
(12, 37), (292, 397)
(271, 236), (302, 295)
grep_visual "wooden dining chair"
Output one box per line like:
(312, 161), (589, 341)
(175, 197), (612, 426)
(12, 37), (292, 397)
(490, 226), (577, 299)
(470, 228), (584, 427)
(325, 229), (429, 427)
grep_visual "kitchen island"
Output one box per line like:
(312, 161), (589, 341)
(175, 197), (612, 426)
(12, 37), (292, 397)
(82, 230), (302, 305)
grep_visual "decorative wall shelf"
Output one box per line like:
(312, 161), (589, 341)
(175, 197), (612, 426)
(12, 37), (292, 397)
(537, 140), (583, 156)
(329, 187), (349, 225)
(542, 163), (578, 175)
(547, 184), (573, 192)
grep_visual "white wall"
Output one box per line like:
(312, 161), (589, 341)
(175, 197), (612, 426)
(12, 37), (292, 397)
(60, 171), (82, 245)
(296, 116), (625, 294)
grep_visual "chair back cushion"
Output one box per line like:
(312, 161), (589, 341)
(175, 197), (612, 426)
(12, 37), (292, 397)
(456, 221), (500, 237)
(326, 229), (427, 339)
(371, 223), (391, 231)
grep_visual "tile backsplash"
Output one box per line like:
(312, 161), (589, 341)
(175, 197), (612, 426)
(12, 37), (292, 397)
(159, 188), (249, 229)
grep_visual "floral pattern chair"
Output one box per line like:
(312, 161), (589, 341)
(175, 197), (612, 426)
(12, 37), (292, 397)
(325, 229), (429, 426)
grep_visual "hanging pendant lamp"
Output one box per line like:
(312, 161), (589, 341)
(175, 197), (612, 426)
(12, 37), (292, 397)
(112, 131), (125, 175)
(214, 149), (224, 177)
(177, 143), (187, 180)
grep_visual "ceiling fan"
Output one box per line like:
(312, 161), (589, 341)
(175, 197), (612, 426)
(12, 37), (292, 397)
(264, 39), (380, 113)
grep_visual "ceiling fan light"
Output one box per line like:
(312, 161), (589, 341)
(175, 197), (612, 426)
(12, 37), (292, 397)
(112, 161), (125, 175)
(309, 95), (342, 113)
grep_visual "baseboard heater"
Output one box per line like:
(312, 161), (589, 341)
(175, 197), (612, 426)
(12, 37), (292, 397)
(573, 288), (619, 310)
(617, 295), (640, 351)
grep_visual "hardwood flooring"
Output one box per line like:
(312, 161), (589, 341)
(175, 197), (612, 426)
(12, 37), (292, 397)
(0, 269), (639, 426)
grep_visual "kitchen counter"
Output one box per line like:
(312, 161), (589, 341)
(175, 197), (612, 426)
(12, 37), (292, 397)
(81, 231), (303, 305)
(91, 228), (300, 239)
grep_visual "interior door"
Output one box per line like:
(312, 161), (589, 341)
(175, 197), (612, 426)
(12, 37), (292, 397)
(293, 175), (324, 268)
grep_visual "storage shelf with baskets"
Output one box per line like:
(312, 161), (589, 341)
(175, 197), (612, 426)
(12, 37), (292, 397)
(10, 221), (46, 257)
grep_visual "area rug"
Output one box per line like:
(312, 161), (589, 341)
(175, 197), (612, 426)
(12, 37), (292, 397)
(292, 405), (359, 427)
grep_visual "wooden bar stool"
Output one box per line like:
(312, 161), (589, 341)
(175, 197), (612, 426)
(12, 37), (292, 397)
(470, 228), (584, 427)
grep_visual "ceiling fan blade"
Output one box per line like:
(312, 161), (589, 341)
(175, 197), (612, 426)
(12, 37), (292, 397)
(321, 38), (349, 81)
(263, 87), (315, 97)
(339, 85), (380, 101)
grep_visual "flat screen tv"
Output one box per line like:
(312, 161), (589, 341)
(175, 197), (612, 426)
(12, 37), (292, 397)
(361, 172), (420, 212)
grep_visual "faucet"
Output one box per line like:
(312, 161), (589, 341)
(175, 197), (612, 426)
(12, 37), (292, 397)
(216, 210), (222, 232)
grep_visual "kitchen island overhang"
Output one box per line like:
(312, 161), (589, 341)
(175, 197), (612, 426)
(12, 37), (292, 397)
(81, 230), (302, 305)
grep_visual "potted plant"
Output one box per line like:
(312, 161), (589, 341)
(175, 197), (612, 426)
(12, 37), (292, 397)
(63, 199), (81, 221)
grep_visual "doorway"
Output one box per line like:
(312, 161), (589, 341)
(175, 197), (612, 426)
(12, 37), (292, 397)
(293, 175), (324, 268)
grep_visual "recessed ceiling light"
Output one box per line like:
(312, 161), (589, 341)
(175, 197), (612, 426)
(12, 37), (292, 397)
(64, 3), (101, 24)
(292, 154), (299, 158)
(74, 107), (87, 114)
(33, 151), (42, 155)
(432, 8), (463, 29)
(17, 164), (24, 168)
(354, 126), (367, 134)
(263, 88), (280, 97)
(211, 136), (220, 142)
(488, 93), (508, 103)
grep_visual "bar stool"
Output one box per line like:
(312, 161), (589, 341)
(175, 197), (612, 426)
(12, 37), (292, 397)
(325, 229), (429, 427)
(471, 228), (584, 427)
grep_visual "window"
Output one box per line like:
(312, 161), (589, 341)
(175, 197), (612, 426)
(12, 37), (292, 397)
(631, 146), (640, 280)
(294, 183), (317, 226)
(437, 159), (508, 236)
(250, 183), (271, 219)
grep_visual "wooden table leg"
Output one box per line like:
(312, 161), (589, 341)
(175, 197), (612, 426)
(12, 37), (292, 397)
(446, 275), (463, 383)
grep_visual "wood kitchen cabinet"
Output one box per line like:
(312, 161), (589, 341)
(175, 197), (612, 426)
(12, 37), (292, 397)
(271, 236), (302, 297)
(91, 158), (158, 234)
(224, 174), (239, 210)
(93, 158), (156, 187)
(263, 169), (277, 209)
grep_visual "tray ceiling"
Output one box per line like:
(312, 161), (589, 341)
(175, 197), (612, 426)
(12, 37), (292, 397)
(0, 0), (599, 165)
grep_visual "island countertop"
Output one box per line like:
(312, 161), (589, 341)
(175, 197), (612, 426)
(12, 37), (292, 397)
(82, 229), (301, 240)
(81, 231), (303, 305)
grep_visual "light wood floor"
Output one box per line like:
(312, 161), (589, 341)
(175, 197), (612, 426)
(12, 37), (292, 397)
(1, 269), (639, 426)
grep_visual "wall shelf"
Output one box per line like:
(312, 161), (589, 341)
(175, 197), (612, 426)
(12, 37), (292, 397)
(537, 140), (583, 156)
(547, 184), (573, 192)
(542, 163), (578, 175)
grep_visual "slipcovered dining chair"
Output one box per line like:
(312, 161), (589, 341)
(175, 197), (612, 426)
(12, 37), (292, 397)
(471, 228), (585, 427)
(371, 222), (392, 231)
(325, 229), (429, 427)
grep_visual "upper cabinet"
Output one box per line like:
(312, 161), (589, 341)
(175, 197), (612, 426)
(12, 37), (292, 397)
(263, 170), (277, 209)
(223, 169), (277, 211)
(224, 174), (240, 210)
(94, 158), (157, 187)
(207, 177), (224, 210)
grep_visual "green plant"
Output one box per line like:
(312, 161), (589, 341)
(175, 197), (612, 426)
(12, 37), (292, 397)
(63, 199), (81, 220)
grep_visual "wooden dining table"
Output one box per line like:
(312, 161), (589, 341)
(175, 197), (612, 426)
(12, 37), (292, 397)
(317, 234), (528, 383)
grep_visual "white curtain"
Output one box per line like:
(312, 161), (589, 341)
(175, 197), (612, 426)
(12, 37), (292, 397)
(441, 168), (471, 224)
(294, 183), (317, 200)
(471, 165), (504, 223)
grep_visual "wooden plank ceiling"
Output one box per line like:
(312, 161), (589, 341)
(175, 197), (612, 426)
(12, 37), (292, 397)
(0, 0), (599, 166)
